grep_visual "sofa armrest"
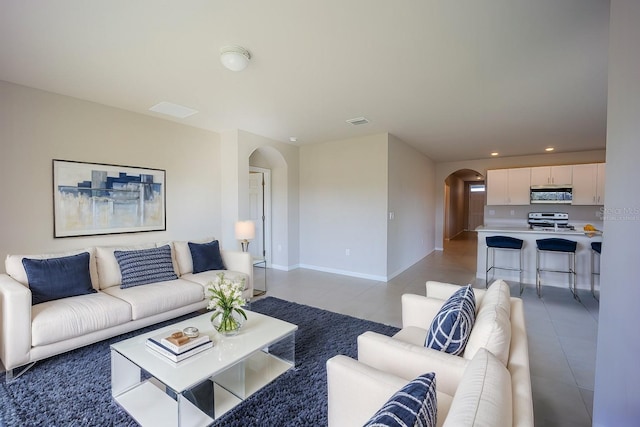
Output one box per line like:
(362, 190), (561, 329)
(221, 250), (254, 296)
(401, 294), (444, 328)
(357, 331), (467, 397)
(0, 274), (32, 370)
(327, 355), (407, 427)
(508, 298), (535, 427)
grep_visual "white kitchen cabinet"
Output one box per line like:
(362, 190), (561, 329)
(530, 165), (573, 186)
(572, 163), (606, 205)
(487, 167), (531, 205)
(597, 163), (606, 204)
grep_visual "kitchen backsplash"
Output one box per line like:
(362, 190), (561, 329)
(483, 205), (604, 229)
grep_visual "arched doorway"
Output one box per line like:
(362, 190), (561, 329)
(247, 146), (288, 269)
(443, 169), (485, 241)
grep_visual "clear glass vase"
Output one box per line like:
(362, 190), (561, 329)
(211, 309), (245, 336)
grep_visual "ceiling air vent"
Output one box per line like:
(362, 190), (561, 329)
(149, 102), (198, 119)
(346, 117), (369, 126)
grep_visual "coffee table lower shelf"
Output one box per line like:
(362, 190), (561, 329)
(113, 349), (293, 427)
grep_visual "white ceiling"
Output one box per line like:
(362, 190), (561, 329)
(0, 0), (610, 162)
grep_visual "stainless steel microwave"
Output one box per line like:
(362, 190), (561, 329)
(530, 186), (573, 204)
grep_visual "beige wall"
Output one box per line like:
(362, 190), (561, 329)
(299, 133), (436, 281)
(0, 81), (222, 272)
(594, 0), (640, 423)
(300, 133), (388, 280)
(387, 134), (436, 279)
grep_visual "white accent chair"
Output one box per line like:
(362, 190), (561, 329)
(333, 280), (533, 427)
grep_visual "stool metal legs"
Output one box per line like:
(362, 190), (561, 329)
(591, 250), (600, 301)
(486, 246), (524, 295)
(536, 249), (579, 301)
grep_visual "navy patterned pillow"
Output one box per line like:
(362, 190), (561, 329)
(364, 372), (437, 427)
(115, 245), (178, 289)
(425, 284), (476, 355)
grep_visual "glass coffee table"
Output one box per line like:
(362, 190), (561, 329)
(110, 311), (297, 427)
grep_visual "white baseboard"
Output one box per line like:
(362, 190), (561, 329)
(298, 264), (387, 282)
(270, 264), (299, 271)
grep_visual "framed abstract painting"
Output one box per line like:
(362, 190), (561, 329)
(53, 159), (166, 237)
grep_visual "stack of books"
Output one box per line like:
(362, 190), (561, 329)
(146, 331), (213, 362)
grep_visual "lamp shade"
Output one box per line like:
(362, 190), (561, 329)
(235, 220), (256, 240)
(220, 46), (251, 71)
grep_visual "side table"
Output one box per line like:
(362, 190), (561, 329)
(253, 258), (267, 297)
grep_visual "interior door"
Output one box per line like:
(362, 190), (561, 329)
(248, 172), (264, 260)
(468, 185), (485, 230)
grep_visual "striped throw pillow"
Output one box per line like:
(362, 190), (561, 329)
(115, 245), (178, 289)
(364, 373), (437, 427)
(425, 284), (476, 355)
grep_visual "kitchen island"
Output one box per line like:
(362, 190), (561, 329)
(476, 225), (602, 292)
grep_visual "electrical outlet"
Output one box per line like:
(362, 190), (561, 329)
(510, 210), (515, 216)
(278, 244), (282, 252)
(489, 210), (495, 216)
(345, 249), (350, 256)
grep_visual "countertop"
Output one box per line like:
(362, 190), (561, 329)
(476, 225), (603, 237)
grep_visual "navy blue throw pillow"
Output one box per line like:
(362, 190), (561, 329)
(425, 284), (476, 355)
(364, 372), (437, 427)
(188, 240), (226, 274)
(22, 252), (96, 305)
(115, 245), (178, 289)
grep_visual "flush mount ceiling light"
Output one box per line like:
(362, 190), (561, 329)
(545, 147), (555, 152)
(220, 45), (251, 71)
(491, 152), (499, 156)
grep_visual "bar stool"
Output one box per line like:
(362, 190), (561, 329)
(536, 238), (578, 300)
(485, 236), (524, 294)
(591, 242), (602, 301)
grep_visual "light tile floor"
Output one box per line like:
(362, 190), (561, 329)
(258, 231), (598, 427)
(1, 232), (597, 426)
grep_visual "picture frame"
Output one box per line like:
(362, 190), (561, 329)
(53, 159), (166, 238)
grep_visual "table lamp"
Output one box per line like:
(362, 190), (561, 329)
(235, 220), (256, 252)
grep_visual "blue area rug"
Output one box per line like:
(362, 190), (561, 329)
(0, 297), (399, 426)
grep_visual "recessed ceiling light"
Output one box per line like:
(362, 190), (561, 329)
(545, 147), (555, 152)
(149, 102), (198, 119)
(491, 152), (499, 156)
(289, 137), (297, 143)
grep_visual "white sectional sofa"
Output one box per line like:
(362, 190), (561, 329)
(0, 238), (252, 379)
(327, 280), (533, 426)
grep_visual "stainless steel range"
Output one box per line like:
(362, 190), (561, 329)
(528, 212), (575, 230)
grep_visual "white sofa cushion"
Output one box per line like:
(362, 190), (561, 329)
(182, 271), (250, 293)
(31, 292), (132, 346)
(95, 243), (157, 289)
(5, 248), (99, 291)
(479, 279), (511, 317)
(463, 302), (511, 365)
(102, 278), (203, 320)
(443, 348), (513, 427)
